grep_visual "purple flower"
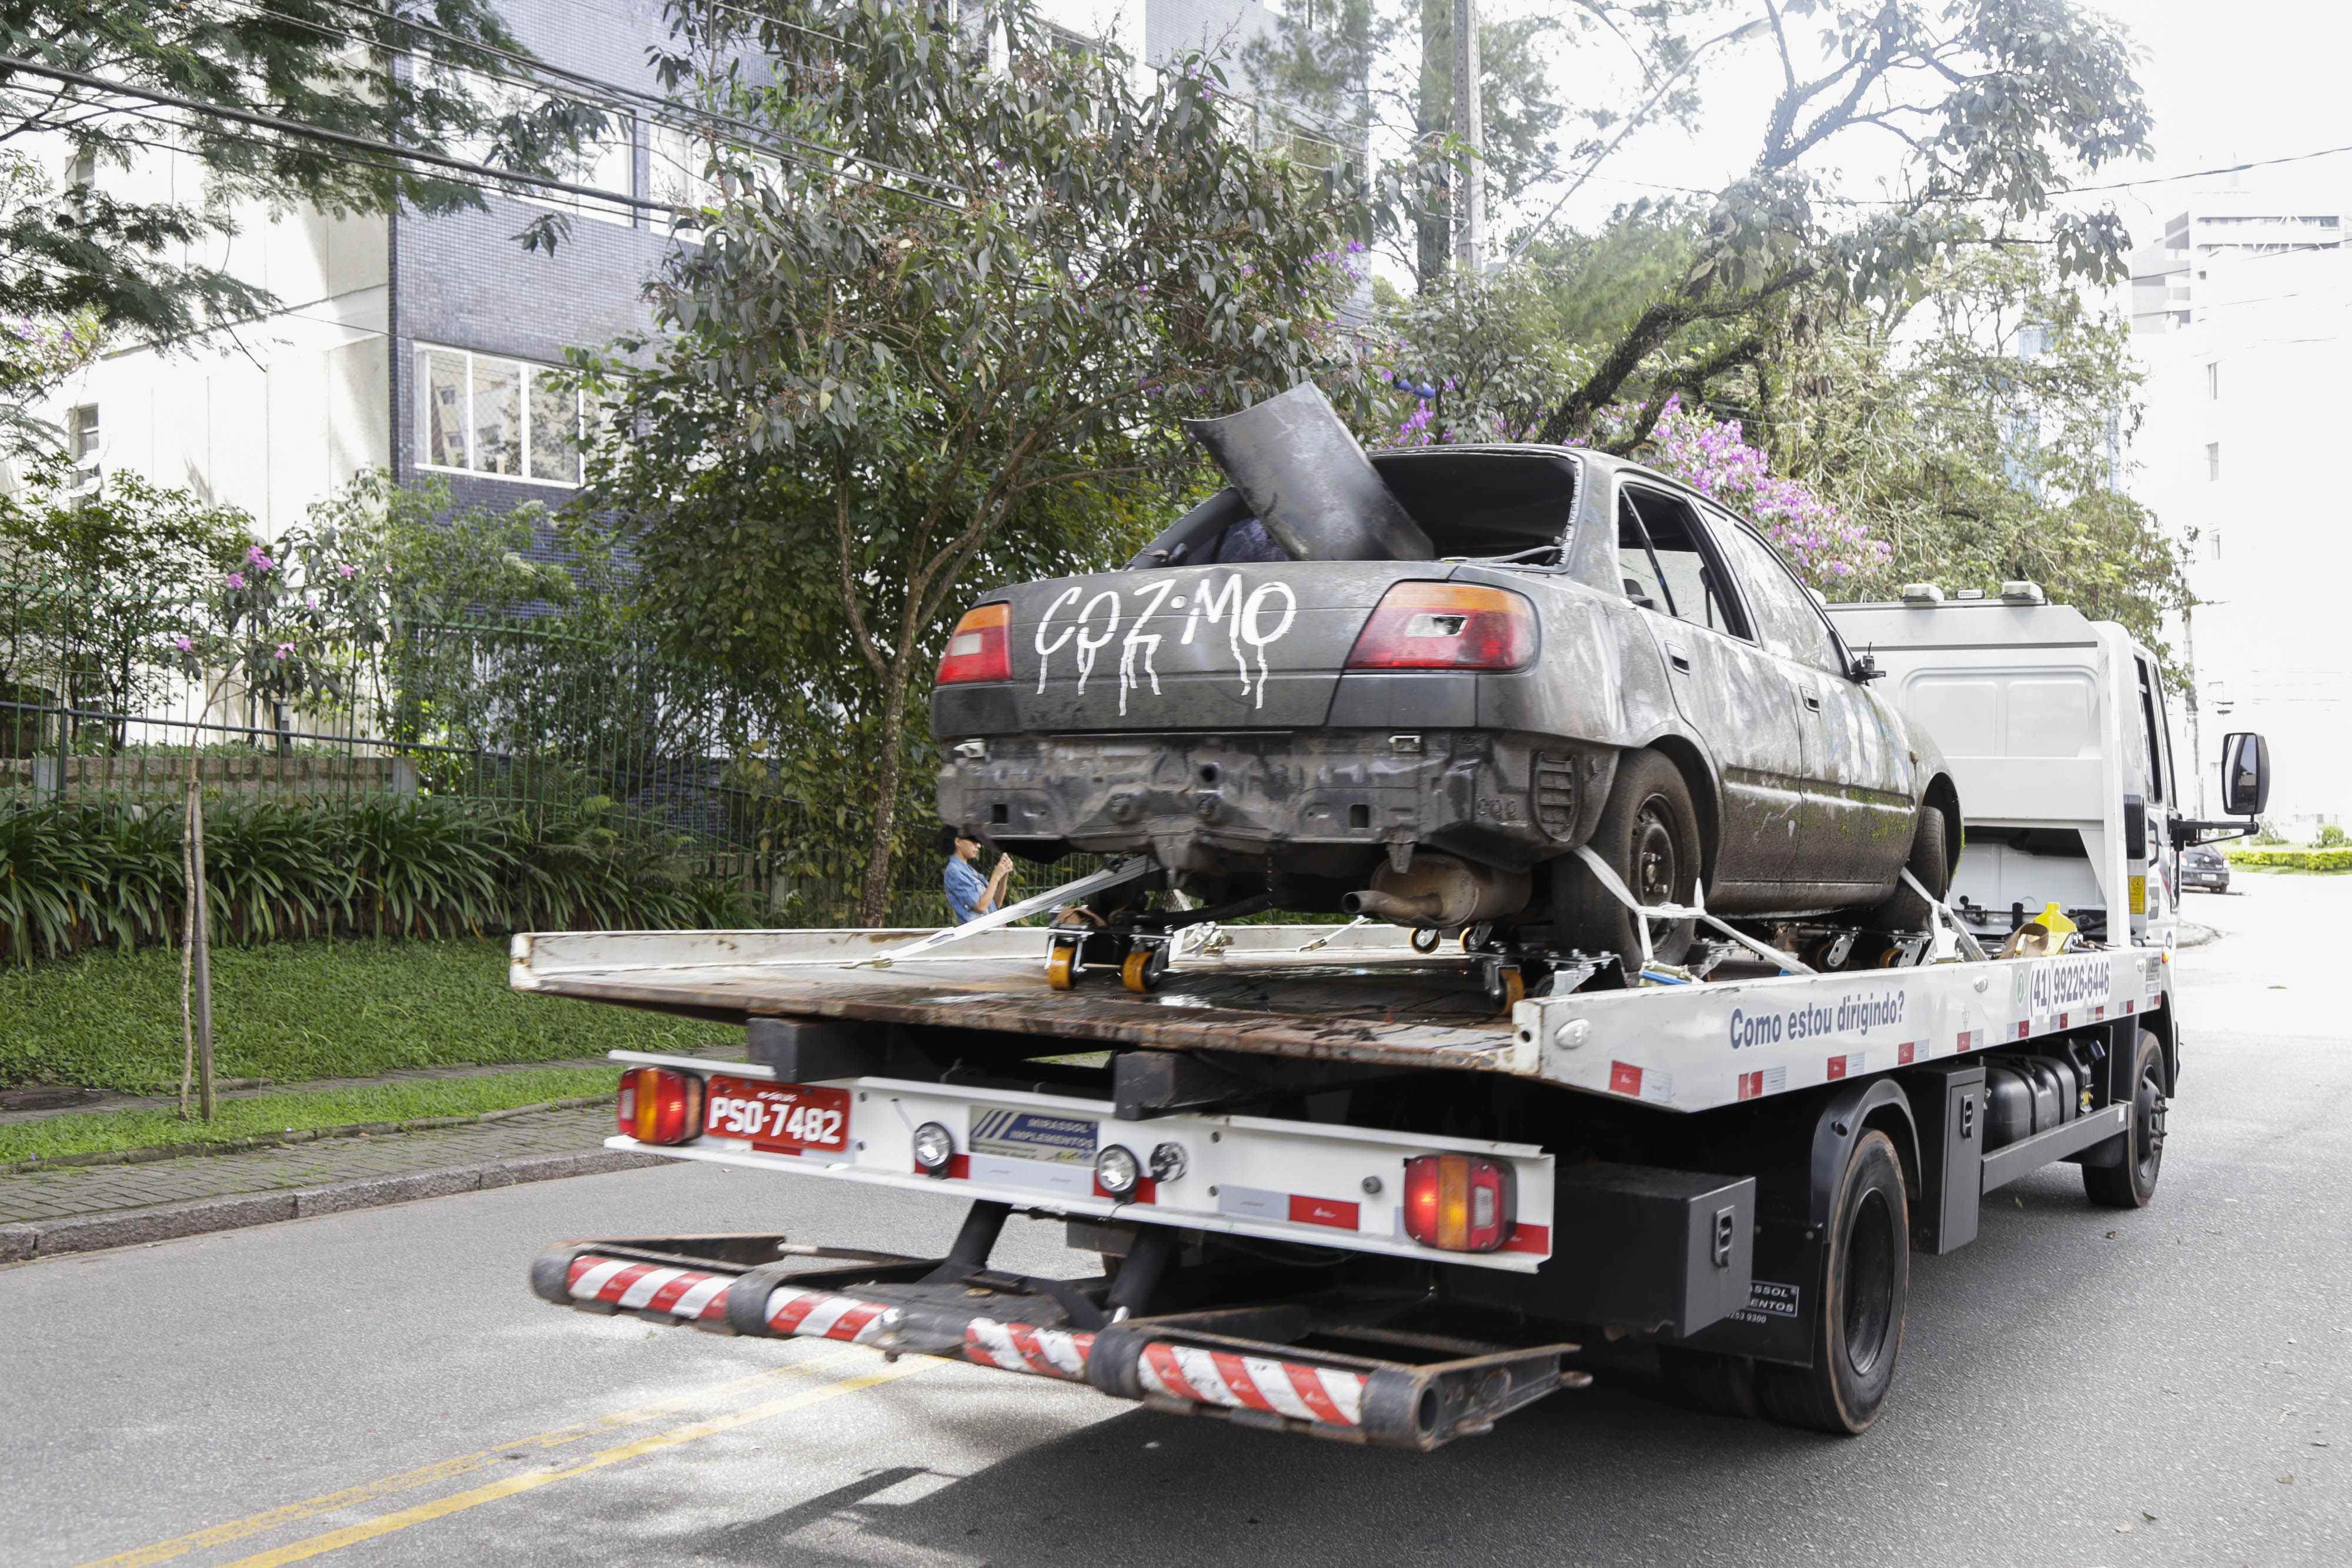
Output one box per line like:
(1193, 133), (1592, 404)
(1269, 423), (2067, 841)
(273, 643), (293, 660)
(304, 594), (318, 611)
(226, 572), (246, 590)
(337, 563), (357, 579)
(245, 545), (275, 572)
(173, 634), (192, 653)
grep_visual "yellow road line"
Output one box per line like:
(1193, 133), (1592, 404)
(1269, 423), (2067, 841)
(212, 1358), (938, 1568)
(79, 1350), (871, 1568)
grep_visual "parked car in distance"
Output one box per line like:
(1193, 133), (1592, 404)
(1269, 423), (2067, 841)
(2181, 843), (2231, 893)
(932, 386), (1963, 971)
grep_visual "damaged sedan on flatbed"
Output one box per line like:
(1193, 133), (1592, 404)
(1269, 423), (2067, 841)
(933, 383), (1960, 985)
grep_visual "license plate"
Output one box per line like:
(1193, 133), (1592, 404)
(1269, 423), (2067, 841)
(703, 1075), (851, 1154)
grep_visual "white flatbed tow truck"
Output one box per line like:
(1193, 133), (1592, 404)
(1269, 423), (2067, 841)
(519, 586), (2270, 1446)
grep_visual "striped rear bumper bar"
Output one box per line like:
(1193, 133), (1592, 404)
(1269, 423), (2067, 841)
(536, 1245), (1573, 1449)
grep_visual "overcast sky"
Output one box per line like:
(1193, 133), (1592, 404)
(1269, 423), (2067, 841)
(1524, 1), (2352, 248)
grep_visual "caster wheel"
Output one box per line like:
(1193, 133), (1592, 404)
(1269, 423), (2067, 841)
(1121, 947), (1167, 994)
(1411, 928), (1443, 954)
(1488, 964), (1525, 1015)
(1047, 944), (1078, 991)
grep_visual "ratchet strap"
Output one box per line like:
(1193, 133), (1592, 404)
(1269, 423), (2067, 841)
(847, 856), (1156, 968)
(1571, 846), (1818, 977)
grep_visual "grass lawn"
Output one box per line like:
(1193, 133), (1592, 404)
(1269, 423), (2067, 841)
(0, 1066), (624, 1164)
(0, 938), (739, 1094)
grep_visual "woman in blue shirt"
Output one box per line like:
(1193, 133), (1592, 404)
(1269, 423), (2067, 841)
(938, 826), (1013, 924)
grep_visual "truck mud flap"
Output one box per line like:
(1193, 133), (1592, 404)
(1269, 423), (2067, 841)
(530, 1233), (1583, 1450)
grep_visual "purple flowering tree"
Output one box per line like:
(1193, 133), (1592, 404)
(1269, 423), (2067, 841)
(1601, 395), (1889, 587)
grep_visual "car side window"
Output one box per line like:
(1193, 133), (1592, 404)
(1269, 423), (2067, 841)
(1618, 486), (1746, 637)
(1708, 518), (1846, 674)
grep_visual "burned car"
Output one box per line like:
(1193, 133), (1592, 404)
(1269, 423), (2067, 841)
(934, 385), (1960, 974)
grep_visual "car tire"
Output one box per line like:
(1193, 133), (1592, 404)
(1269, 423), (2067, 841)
(1558, 750), (1701, 969)
(1864, 804), (1950, 934)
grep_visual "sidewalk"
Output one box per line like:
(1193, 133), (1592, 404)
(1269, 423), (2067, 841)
(0, 1104), (663, 1263)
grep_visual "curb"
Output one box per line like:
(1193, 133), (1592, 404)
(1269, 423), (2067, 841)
(0, 1147), (669, 1265)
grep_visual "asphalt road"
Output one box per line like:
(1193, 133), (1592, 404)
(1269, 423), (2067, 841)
(5, 877), (2348, 1568)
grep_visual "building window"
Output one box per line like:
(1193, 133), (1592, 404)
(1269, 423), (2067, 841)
(429, 64), (637, 225)
(66, 403), (99, 488)
(414, 346), (586, 485)
(2206, 442), (2221, 482)
(2206, 361), (2219, 400)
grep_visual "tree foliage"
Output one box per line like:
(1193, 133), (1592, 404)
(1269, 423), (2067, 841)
(1766, 248), (2187, 655)
(0, 0), (602, 447)
(1522, 0), (2151, 446)
(578, 0), (1364, 920)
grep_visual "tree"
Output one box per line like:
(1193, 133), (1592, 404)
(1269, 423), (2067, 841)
(1765, 248), (2189, 655)
(0, 462), (248, 743)
(0, 0), (606, 447)
(582, 0), (1365, 921)
(1528, 0), (2150, 447)
(1245, 1), (1713, 289)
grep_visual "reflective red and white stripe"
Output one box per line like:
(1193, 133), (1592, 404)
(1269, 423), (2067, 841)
(565, 1255), (733, 1323)
(763, 1286), (893, 1344)
(961, 1317), (1095, 1381)
(1135, 1340), (1368, 1429)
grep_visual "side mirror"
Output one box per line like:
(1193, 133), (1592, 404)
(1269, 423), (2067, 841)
(2221, 731), (2270, 817)
(1850, 650), (1884, 683)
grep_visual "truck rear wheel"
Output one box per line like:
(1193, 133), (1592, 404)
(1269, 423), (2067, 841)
(1756, 1129), (1909, 1435)
(2084, 1028), (2168, 1209)
(1558, 750), (1700, 971)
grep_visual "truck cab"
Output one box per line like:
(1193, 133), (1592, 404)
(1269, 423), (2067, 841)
(1827, 583), (2259, 950)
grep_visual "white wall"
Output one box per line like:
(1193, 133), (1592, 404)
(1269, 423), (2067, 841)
(2132, 242), (2352, 831)
(19, 137), (390, 534)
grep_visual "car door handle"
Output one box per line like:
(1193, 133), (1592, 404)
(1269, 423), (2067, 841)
(1665, 643), (1692, 674)
(1798, 687), (1822, 712)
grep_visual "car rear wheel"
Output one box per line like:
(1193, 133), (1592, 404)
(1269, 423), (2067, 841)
(1557, 750), (1701, 970)
(1863, 803), (1950, 935)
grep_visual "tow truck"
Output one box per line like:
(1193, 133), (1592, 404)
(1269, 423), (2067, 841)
(520, 584), (2269, 1446)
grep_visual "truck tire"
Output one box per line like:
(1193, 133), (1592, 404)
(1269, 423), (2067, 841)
(1756, 1129), (1909, 1435)
(1863, 804), (1950, 935)
(2084, 1028), (2168, 1209)
(1558, 750), (1700, 969)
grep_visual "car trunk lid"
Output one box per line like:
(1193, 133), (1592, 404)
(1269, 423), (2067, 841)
(994, 561), (1453, 731)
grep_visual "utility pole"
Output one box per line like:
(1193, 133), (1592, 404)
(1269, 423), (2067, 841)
(1451, 0), (1482, 272)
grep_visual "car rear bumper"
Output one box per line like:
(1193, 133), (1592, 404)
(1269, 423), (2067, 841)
(937, 729), (1609, 882)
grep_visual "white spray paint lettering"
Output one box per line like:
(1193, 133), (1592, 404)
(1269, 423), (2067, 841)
(1071, 590), (1122, 695)
(1033, 585), (1082, 693)
(1115, 577), (1179, 715)
(1032, 571), (1299, 709)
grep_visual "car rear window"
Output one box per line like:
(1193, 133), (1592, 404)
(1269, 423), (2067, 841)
(1368, 450), (1579, 560)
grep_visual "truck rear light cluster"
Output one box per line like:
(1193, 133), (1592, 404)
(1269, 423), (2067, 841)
(936, 603), (1012, 684)
(1401, 1154), (1516, 1252)
(1345, 583), (1535, 671)
(618, 1066), (704, 1145)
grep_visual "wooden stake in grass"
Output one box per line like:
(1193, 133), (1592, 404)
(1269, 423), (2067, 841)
(179, 769), (215, 1122)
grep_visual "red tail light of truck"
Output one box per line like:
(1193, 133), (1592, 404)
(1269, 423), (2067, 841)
(937, 603), (1013, 684)
(1345, 583), (1535, 672)
(1401, 1153), (1516, 1252)
(619, 1067), (703, 1145)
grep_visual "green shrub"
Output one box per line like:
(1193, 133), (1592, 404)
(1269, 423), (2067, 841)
(2317, 824), (2350, 849)
(2225, 846), (2352, 872)
(0, 796), (752, 964)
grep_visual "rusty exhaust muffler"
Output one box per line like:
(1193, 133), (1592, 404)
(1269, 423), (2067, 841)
(1183, 383), (1435, 563)
(1342, 854), (1531, 928)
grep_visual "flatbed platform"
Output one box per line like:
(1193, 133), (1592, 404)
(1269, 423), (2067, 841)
(512, 923), (2170, 1113)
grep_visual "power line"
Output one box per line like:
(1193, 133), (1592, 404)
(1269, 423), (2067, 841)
(1, 54), (681, 213)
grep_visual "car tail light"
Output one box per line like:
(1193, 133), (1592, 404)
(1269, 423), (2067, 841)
(1345, 583), (1534, 671)
(1401, 1154), (1516, 1252)
(618, 1067), (703, 1145)
(937, 603), (1012, 684)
